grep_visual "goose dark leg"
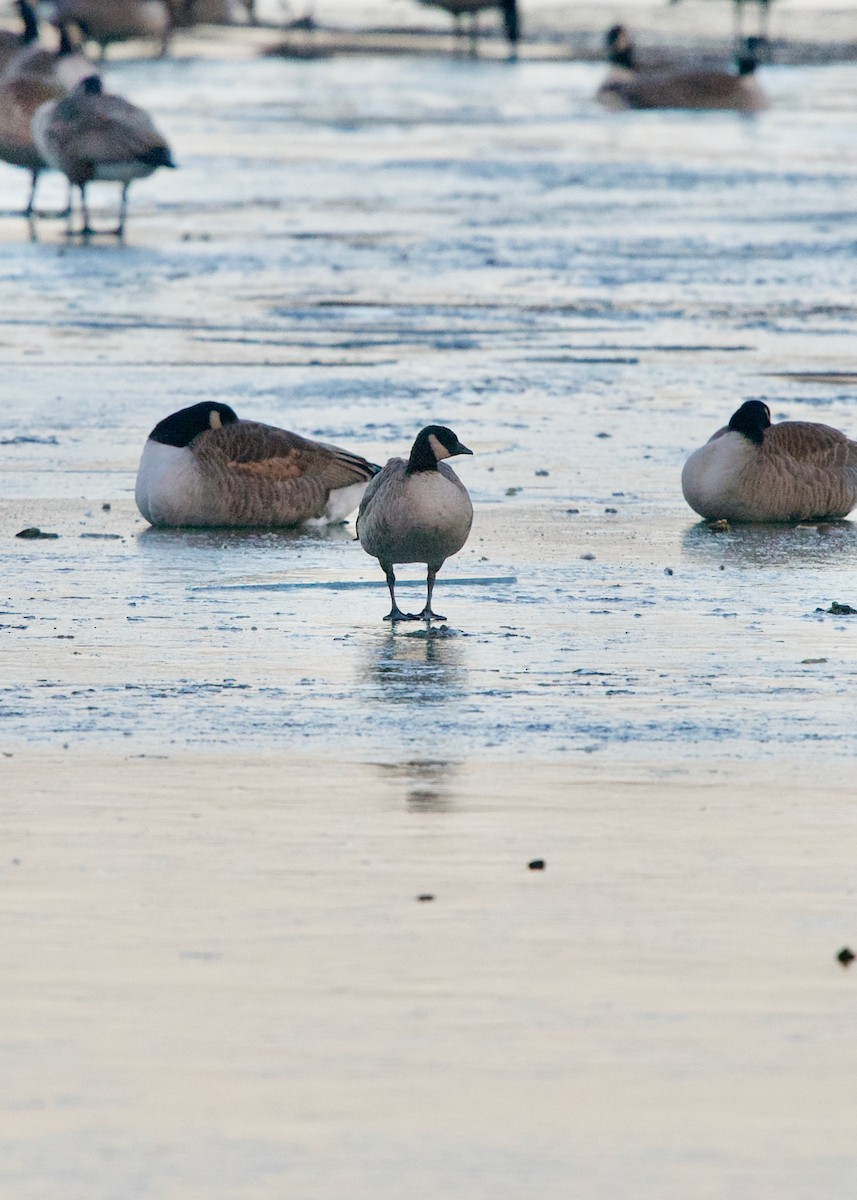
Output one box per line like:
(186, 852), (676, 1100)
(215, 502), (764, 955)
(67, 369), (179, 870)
(25, 169), (38, 241)
(382, 565), (417, 622)
(115, 183), (129, 241)
(417, 566), (446, 622)
(64, 186), (79, 238)
(80, 184), (93, 238)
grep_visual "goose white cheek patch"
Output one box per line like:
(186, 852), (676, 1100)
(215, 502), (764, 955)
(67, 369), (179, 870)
(209, 411), (223, 430)
(428, 434), (450, 460)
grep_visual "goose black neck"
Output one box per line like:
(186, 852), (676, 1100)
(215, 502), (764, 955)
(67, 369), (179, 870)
(501, 0), (519, 47)
(17, 0), (38, 45)
(407, 431), (440, 474)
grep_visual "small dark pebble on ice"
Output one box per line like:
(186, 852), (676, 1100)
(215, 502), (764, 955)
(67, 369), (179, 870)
(102, 502), (111, 511)
(837, 947), (855, 966)
(818, 602), (857, 615)
(80, 533), (122, 540)
(664, 567), (674, 576)
(505, 486), (523, 496)
(528, 859), (546, 871)
(580, 552), (596, 561)
(535, 469), (549, 477)
(604, 507), (618, 514)
(565, 508), (579, 515)
(595, 432), (611, 439)
(417, 893), (435, 902)
(16, 527), (59, 539)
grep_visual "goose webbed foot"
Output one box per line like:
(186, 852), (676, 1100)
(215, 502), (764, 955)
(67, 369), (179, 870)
(384, 607), (419, 623)
(416, 607), (446, 622)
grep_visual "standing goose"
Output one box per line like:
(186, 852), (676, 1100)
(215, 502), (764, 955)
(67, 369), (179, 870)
(0, 73), (66, 221)
(5, 5), (92, 91)
(357, 425), (473, 622)
(416, 0), (519, 59)
(596, 27), (767, 113)
(32, 74), (175, 239)
(0, 8), (92, 226)
(682, 400), (857, 523)
(136, 401), (381, 528)
(49, 0), (172, 58)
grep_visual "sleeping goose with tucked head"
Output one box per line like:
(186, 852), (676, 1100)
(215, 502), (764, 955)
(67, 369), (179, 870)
(357, 425), (473, 622)
(682, 400), (857, 523)
(136, 401), (381, 528)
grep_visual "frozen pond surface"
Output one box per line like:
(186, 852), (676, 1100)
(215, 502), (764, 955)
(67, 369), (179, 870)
(1, 53), (856, 773)
(1, 25), (857, 1200)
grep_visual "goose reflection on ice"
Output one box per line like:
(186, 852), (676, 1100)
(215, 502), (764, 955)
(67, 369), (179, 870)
(681, 519), (857, 568)
(365, 626), (467, 708)
(375, 759), (460, 813)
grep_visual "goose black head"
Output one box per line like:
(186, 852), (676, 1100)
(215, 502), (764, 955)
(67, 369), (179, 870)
(735, 36), (768, 75)
(79, 75), (103, 97)
(606, 23), (635, 70)
(728, 400), (770, 446)
(148, 402), (240, 447)
(407, 425), (473, 473)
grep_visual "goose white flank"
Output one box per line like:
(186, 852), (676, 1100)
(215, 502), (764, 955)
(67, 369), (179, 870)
(135, 401), (380, 528)
(681, 400), (857, 522)
(357, 424), (474, 622)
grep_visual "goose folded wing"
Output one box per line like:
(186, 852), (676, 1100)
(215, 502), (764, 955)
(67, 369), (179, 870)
(199, 421), (378, 490)
(73, 96), (167, 163)
(767, 422), (857, 467)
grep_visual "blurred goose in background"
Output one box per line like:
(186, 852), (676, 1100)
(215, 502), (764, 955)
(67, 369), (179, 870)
(0, 0), (40, 75)
(417, 0), (519, 59)
(50, 0), (172, 58)
(596, 25), (768, 113)
(165, 0), (236, 28)
(0, 6), (92, 226)
(136, 402), (381, 528)
(682, 400), (857, 522)
(32, 74), (174, 239)
(0, 72), (66, 222)
(357, 425), (473, 622)
(5, 14), (92, 91)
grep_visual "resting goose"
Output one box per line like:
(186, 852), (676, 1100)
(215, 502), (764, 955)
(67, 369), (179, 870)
(32, 74), (175, 239)
(357, 425), (473, 622)
(596, 27), (767, 113)
(416, 0), (519, 59)
(136, 401), (381, 528)
(682, 400), (857, 523)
